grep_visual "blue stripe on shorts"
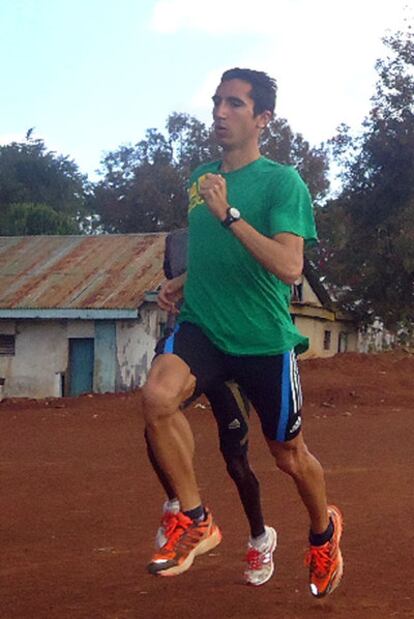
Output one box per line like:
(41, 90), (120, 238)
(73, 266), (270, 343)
(276, 351), (291, 441)
(164, 324), (180, 353)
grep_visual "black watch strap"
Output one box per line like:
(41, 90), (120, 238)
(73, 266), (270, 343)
(221, 207), (240, 228)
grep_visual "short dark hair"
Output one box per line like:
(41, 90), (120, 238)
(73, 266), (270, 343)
(220, 68), (277, 116)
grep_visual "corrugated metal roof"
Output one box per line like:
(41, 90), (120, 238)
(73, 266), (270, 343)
(0, 234), (166, 311)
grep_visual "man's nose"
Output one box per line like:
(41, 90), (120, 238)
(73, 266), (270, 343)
(214, 102), (227, 118)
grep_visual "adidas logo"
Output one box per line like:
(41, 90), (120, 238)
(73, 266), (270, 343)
(228, 418), (241, 430)
(289, 416), (302, 434)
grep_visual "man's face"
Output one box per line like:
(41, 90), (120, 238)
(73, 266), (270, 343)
(212, 78), (269, 150)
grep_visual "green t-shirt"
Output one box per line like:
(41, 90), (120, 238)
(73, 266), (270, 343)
(178, 156), (317, 355)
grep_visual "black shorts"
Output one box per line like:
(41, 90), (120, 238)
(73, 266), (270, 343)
(156, 322), (303, 442)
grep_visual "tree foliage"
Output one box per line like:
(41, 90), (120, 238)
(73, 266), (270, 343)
(94, 113), (330, 233)
(261, 117), (330, 204)
(0, 137), (89, 235)
(93, 125), (188, 233)
(314, 25), (414, 329)
(0, 203), (78, 235)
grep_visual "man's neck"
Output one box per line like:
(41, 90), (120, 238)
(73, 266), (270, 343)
(220, 145), (261, 173)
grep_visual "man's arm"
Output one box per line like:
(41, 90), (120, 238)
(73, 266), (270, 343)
(199, 173), (303, 285)
(228, 222), (303, 285)
(157, 272), (187, 314)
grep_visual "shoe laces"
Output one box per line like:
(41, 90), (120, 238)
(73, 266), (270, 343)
(246, 546), (270, 570)
(161, 512), (179, 537)
(305, 542), (332, 577)
(163, 513), (192, 550)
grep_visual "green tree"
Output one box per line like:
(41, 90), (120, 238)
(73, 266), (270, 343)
(261, 117), (330, 204)
(167, 112), (220, 177)
(0, 136), (90, 235)
(94, 161), (187, 233)
(315, 25), (414, 329)
(0, 203), (78, 235)
(94, 127), (188, 232)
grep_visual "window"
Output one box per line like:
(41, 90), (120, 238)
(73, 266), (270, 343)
(0, 334), (15, 355)
(323, 330), (331, 351)
(291, 282), (304, 303)
(338, 331), (348, 353)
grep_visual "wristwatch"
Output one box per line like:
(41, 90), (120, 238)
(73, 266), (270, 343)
(221, 206), (241, 228)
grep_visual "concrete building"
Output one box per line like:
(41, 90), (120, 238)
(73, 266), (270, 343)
(291, 259), (358, 358)
(0, 234), (166, 398)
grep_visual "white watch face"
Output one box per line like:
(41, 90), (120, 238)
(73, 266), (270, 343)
(229, 207), (240, 219)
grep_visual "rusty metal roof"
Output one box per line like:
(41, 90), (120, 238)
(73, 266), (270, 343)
(0, 234), (166, 313)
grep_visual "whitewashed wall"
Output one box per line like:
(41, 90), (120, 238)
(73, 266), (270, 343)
(116, 305), (164, 390)
(0, 307), (162, 399)
(296, 316), (357, 359)
(0, 320), (69, 398)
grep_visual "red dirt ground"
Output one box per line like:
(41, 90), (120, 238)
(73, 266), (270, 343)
(1, 352), (413, 619)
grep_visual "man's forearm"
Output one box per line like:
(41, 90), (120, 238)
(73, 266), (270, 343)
(227, 219), (303, 285)
(198, 173), (303, 284)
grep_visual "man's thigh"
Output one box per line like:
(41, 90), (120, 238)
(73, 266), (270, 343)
(155, 321), (228, 399)
(231, 350), (303, 443)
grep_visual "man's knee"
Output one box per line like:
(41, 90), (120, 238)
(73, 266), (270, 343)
(224, 453), (256, 485)
(142, 379), (175, 415)
(268, 434), (309, 477)
(141, 357), (195, 424)
(142, 381), (182, 427)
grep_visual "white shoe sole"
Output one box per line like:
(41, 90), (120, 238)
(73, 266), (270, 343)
(155, 524), (222, 577)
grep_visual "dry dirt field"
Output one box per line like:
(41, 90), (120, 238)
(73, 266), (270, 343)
(1, 352), (413, 619)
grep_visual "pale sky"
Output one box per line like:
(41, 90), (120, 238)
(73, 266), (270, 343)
(0, 0), (411, 180)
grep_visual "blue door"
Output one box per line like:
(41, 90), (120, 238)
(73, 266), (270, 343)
(68, 338), (94, 396)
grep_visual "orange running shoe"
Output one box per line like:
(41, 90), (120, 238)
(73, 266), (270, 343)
(305, 505), (344, 597)
(147, 509), (222, 576)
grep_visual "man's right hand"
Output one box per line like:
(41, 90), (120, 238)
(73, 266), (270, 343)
(157, 274), (186, 314)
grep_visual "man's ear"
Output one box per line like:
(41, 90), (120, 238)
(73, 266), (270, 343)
(256, 110), (272, 129)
